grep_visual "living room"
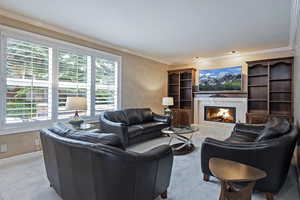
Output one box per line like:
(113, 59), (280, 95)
(0, 1), (300, 200)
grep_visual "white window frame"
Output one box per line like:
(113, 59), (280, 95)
(0, 25), (122, 135)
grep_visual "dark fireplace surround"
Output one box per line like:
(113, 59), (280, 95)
(204, 106), (236, 123)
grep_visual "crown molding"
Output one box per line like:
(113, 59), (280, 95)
(289, 0), (300, 48)
(0, 8), (171, 65)
(192, 46), (293, 63)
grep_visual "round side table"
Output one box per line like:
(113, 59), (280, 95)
(209, 158), (266, 200)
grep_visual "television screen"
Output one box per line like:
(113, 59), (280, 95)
(199, 66), (242, 91)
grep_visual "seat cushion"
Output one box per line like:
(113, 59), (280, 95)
(104, 110), (129, 125)
(256, 117), (290, 141)
(124, 108), (153, 125)
(225, 131), (258, 143)
(140, 122), (168, 134)
(127, 125), (144, 138)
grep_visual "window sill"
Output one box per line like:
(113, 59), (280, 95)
(0, 117), (99, 136)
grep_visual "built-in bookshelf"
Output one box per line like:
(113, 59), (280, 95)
(168, 68), (196, 126)
(246, 57), (293, 123)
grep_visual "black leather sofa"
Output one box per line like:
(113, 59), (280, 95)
(201, 118), (298, 200)
(100, 108), (171, 146)
(40, 123), (174, 200)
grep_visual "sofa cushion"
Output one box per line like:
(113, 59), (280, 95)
(140, 122), (167, 134)
(139, 108), (153, 123)
(256, 117), (290, 142)
(104, 110), (129, 125)
(49, 122), (73, 136)
(49, 123), (124, 149)
(124, 109), (144, 125)
(127, 125), (144, 138)
(225, 131), (258, 143)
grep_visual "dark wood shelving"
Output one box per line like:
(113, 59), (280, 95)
(168, 68), (196, 126)
(270, 78), (292, 81)
(248, 74), (268, 77)
(246, 57), (293, 124)
(248, 84), (267, 87)
(270, 100), (292, 103)
(269, 91), (291, 93)
(248, 99), (268, 102)
(180, 79), (192, 81)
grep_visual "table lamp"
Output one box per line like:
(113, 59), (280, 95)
(162, 97), (174, 116)
(66, 96), (87, 126)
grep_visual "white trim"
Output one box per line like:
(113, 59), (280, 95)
(0, 26), (122, 135)
(193, 46), (293, 63)
(0, 9), (170, 65)
(289, 0), (300, 48)
(0, 32), (6, 129)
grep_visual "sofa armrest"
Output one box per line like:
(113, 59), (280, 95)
(201, 137), (270, 176)
(153, 112), (171, 125)
(99, 113), (129, 146)
(233, 123), (265, 135)
(129, 145), (173, 161)
(129, 145), (173, 197)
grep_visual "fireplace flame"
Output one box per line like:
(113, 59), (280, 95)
(217, 108), (231, 120)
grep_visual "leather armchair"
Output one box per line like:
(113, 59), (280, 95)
(201, 121), (298, 199)
(100, 108), (171, 146)
(40, 127), (174, 200)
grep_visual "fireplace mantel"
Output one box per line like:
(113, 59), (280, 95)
(194, 97), (247, 125)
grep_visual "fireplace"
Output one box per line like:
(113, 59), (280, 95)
(204, 106), (236, 123)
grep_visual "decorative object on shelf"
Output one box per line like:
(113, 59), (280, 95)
(162, 97), (174, 116)
(66, 96), (87, 127)
(246, 57), (294, 124)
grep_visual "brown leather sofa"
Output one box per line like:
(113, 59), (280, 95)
(40, 123), (174, 200)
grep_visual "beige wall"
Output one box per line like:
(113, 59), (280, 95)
(0, 15), (168, 159)
(169, 50), (293, 92)
(293, 15), (300, 185)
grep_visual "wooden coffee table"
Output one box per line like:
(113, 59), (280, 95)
(209, 158), (266, 200)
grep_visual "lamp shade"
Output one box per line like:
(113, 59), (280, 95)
(162, 97), (174, 106)
(66, 96), (87, 111)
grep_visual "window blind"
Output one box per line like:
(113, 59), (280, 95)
(95, 58), (118, 114)
(5, 38), (51, 123)
(58, 50), (90, 119)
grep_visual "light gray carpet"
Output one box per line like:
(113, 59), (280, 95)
(0, 124), (299, 200)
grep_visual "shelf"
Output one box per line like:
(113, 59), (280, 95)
(180, 79), (192, 81)
(270, 101), (292, 103)
(248, 99), (268, 102)
(248, 74), (268, 77)
(180, 100), (192, 102)
(270, 78), (292, 81)
(270, 111), (291, 115)
(270, 91), (291, 93)
(168, 84), (179, 86)
(248, 84), (267, 87)
(248, 110), (268, 114)
(180, 87), (192, 89)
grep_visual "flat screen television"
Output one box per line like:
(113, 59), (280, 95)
(199, 66), (242, 91)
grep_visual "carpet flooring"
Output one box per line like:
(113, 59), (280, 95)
(0, 123), (299, 200)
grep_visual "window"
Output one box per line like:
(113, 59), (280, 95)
(95, 57), (118, 114)
(58, 50), (91, 119)
(0, 30), (121, 131)
(5, 38), (51, 123)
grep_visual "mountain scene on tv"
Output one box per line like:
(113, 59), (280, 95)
(199, 66), (242, 91)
